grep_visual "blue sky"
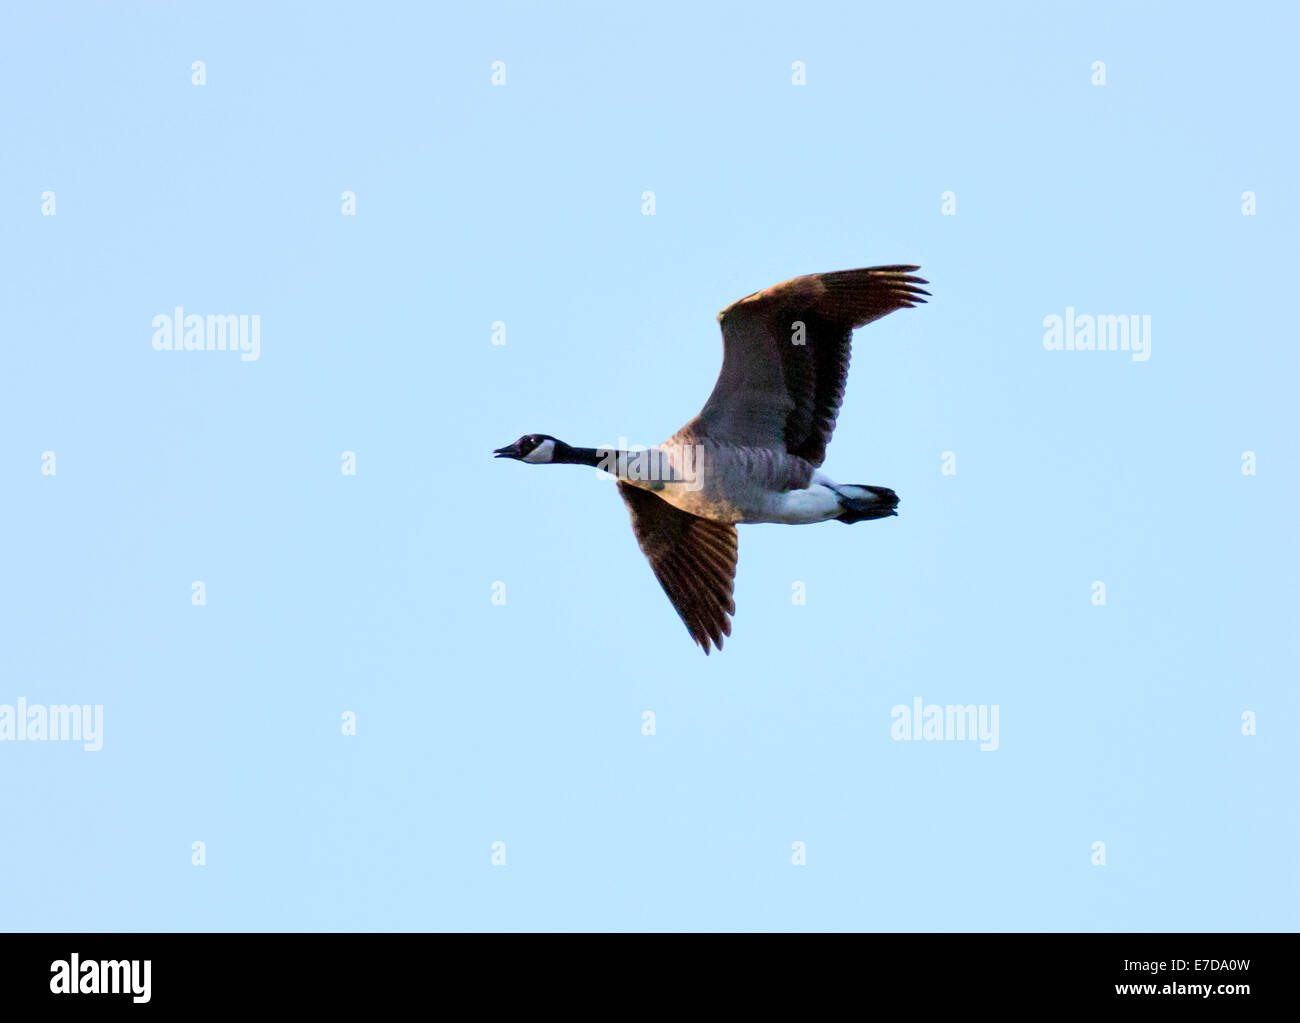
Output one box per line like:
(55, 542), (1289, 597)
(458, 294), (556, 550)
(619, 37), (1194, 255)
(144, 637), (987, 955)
(1, 2), (1295, 931)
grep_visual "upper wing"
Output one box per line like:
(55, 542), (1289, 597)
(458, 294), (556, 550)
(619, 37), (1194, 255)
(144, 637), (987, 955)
(617, 482), (738, 654)
(690, 266), (928, 466)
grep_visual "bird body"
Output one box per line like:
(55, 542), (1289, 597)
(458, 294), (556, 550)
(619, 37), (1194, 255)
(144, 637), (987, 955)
(624, 436), (812, 523)
(616, 436), (868, 525)
(495, 265), (929, 652)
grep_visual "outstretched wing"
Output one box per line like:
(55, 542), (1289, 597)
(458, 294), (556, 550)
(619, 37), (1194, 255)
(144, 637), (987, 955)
(617, 482), (738, 654)
(691, 265), (928, 466)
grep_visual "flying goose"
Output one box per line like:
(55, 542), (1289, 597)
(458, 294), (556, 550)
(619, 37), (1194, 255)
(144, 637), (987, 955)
(494, 265), (929, 653)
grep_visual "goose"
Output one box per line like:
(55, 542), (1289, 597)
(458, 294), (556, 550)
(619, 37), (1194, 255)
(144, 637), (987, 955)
(494, 265), (929, 653)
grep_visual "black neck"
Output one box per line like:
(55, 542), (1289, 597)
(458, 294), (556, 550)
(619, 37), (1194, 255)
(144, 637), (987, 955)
(553, 443), (616, 467)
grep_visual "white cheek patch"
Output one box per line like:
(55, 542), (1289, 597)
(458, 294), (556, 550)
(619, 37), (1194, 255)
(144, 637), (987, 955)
(522, 439), (556, 464)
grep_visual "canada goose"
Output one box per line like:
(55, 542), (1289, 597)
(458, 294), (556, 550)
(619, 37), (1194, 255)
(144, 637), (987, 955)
(494, 265), (929, 653)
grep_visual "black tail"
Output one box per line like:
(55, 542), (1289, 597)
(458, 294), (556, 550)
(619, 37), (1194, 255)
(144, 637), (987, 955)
(834, 485), (899, 524)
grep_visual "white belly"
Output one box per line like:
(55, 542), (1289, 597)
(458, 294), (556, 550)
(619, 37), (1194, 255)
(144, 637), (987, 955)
(756, 483), (843, 524)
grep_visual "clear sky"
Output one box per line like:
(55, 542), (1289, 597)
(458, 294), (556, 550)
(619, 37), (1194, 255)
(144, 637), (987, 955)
(1, 2), (1295, 931)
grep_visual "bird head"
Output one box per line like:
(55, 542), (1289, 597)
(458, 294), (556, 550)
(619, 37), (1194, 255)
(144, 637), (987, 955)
(493, 434), (559, 463)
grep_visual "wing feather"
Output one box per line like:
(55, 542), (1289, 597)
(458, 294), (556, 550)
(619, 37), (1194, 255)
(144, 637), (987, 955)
(692, 266), (928, 466)
(617, 482), (738, 654)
